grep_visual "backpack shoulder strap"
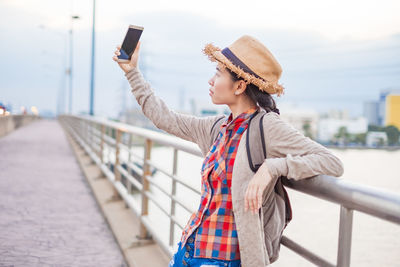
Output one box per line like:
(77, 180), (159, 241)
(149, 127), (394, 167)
(246, 109), (266, 172)
(209, 114), (227, 148)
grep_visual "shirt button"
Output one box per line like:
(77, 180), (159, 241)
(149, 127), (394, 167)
(182, 259), (188, 266)
(188, 237), (194, 243)
(184, 251), (189, 258)
(185, 244), (191, 250)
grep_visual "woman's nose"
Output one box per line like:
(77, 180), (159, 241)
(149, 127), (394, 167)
(208, 77), (214, 86)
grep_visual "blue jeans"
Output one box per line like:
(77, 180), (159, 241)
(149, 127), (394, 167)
(168, 229), (241, 267)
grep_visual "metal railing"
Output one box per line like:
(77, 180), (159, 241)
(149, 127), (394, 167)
(58, 114), (400, 267)
(0, 114), (41, 138)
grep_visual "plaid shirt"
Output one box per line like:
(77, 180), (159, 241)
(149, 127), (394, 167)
(179, 106), (259, 261)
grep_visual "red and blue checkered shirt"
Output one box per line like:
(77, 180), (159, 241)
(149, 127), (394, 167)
(179, 106), (259, 261)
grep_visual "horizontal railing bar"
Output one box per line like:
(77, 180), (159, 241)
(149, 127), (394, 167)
(114, 168), (186, 234)
(143, 174), (196, 214)
(280, 235), (335, 267)
(171, 194), (193, 214)
(143, 189), (172, 220)
(145, 158), (200, 195)
(116, 165), (143, 191)
(72, 114), (203, 157)
(141, 190), (186, 230)
(103, 134), (116, 146)
(124, 161), (145, 176)
(143, 174), (171, 199)
(282, 175), (400, 225)
(118, 142), (145, 161)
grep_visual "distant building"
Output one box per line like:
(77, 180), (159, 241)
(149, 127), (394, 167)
(378, 90), (389, 126)
(363, 101), (380, 126)
(385, 93), (400, 130)
(320, 109), (350, 120)
(317, 116), (368, 143)
(377, 88), (400, 127)
(366, 131), (388, 147)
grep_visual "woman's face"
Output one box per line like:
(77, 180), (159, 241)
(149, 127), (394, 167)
(208, 62), (237, 105)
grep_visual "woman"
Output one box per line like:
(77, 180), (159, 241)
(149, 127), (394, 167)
(113, 35), (344, 267)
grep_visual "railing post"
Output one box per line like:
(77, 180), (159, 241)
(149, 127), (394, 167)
(83, 120), (88, 145)
(89, 121), (94, 152)
(106, 126), (111, 170)
(77, 120), (81, 140)
(139, 138), (152, 239)
(114, 129), (122, 182)
(78, 120), (82, 140)
(169, 148), (178, 247)
(337, 205), (353, 267)
(125, 133), (133, 209)
(110, 128), (122, 199)
(100, 124), (105, 164)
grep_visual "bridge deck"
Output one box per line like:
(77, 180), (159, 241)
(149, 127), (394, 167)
(0, 119), (127, 266)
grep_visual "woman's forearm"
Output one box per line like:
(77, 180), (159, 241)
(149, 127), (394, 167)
(262, 112), (344, 181)
(124, 67), (217, 147)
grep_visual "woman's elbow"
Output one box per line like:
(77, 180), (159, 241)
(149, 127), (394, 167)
(328, 153), (344, 177)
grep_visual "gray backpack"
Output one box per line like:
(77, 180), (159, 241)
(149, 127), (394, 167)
(209, 108), (292, 229)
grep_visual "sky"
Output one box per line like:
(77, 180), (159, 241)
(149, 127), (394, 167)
(1, 0), (399, 119)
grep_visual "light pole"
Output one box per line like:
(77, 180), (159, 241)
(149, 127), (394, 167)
(68, 12), (80, 114)
(89, 0), (96, 116)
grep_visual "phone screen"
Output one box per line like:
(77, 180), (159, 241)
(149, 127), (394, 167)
(118, 26), (143, 60)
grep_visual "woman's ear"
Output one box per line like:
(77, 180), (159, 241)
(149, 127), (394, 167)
(234, 80), (248, 95)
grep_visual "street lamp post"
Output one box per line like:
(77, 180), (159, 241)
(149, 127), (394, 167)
(89, 0), (96, 116)
(68, 14), (80, 114)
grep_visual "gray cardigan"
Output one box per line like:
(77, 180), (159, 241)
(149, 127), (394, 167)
(124, 67), (344, 266)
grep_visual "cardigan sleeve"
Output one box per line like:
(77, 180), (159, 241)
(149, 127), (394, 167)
(262, 112), (344, 181)
(124, 67), (218, 147)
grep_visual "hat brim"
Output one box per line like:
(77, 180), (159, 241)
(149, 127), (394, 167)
(202, 42), (285, 97)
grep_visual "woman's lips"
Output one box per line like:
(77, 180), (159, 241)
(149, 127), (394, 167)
(209, 89), (214, 96)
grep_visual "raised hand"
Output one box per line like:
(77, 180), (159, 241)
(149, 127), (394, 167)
(112, 41), (141, 74)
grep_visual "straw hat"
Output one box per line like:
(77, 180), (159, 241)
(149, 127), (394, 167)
(202, 35), (285, 96)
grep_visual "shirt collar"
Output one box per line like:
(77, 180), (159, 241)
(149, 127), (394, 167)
(222, 106), (259, 129)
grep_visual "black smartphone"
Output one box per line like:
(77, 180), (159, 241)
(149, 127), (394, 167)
(117, 24), (144, 63)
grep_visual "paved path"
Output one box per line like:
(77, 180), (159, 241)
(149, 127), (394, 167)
(0, 119), (127, 267)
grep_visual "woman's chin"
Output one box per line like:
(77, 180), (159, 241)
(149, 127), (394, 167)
(211, 100), (224, 105)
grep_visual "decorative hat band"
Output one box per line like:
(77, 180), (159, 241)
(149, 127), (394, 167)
(220, 47), (265, 81)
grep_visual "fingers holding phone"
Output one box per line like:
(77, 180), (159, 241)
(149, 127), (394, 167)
(112, 24), (143, 74)
(113, 41), (141, 74)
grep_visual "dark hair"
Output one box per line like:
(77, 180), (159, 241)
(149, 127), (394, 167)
(226, 68), (280, 115)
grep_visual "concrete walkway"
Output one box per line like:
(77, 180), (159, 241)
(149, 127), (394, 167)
(0, 119), (127, 266)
